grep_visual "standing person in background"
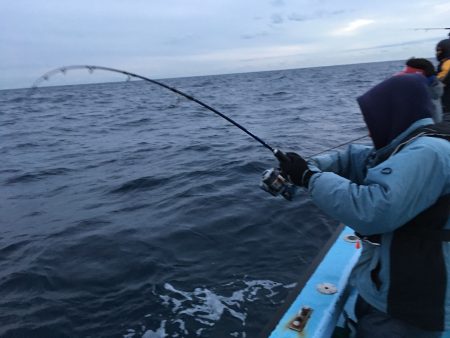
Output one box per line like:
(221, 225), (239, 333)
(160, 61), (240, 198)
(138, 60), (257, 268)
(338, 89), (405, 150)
(278, 74), (450, 338)
(397, 57), (443, 123)
(436, 38), (450, 122)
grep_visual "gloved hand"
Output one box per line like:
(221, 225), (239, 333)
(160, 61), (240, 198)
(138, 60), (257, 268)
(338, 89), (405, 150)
(277, 151), (315, 188)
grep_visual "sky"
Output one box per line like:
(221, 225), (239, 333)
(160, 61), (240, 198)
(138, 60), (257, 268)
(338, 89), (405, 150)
(1, 0), (449, 90)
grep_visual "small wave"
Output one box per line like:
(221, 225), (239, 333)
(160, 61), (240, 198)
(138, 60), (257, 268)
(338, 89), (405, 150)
(83, 158), (118, 170)
(4, 96), (25, 104)
(0, 271), (54, 293)
(0, 168), (21, 174)
(15, 142), (39, 149)
(181, 144), (211, 152)
(110, 176), (164, 193)
(45, 218), (112, 241)
(43, 185), (69, 197)
(54, 94), (77, 102)
(112, 203), (153, 213)
(191, 80), (214, 88)
(0, 120), (17, 126)
(0, 240), (32, 256)
(115, 117), (153, 127)
(92, 99), (112, 105)
(49, 126), (74, 132)
(24, 211), (43, 217)
(75, 218), (112, 227)
(270, 91), (289, 96)
(5, 168), (73, 184)
(232, 160), (266, 174)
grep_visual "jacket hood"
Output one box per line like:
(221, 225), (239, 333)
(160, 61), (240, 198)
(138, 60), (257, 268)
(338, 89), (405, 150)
(357, 74), (432, 150)
(436, 38), (450, 61)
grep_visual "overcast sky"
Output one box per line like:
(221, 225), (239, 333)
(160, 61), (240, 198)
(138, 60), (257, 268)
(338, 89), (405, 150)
(1, 0), (449, 89)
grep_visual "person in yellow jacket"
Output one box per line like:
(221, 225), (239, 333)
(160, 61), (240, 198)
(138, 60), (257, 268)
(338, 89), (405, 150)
(436, 38), (450, 121)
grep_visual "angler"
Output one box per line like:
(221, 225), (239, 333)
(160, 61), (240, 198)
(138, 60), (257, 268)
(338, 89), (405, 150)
(278, 74), (450, 337)
(436, 36), (450, 122)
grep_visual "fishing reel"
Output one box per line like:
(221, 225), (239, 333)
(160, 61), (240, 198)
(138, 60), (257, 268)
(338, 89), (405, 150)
(260, 168), (296, 201)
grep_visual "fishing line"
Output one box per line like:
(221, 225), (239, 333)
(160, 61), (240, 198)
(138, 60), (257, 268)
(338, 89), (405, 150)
(30, 65), (370, 160)
(307, 134), (369, 158)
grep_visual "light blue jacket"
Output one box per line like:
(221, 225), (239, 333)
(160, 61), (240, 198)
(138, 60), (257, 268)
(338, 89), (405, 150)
(307, 118), (450, 329)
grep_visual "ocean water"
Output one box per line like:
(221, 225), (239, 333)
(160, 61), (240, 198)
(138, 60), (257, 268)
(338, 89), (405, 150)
(1, 60), (402, 337)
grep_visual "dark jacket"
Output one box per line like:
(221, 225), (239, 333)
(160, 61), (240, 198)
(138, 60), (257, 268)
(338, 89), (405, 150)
(437, 38), (450, 114)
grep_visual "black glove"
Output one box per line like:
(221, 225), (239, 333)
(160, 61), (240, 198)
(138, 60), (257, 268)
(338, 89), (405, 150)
(277, 151), (315, 188)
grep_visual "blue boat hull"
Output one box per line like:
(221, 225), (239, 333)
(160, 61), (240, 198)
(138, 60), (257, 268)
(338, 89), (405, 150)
(264, 225), (450, 338)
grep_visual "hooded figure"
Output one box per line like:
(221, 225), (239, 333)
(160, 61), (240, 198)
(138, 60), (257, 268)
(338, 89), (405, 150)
(437, 38), (450, 63)
(358, 74), (433, 149)
(436, 38), (450, 117)
(396, 57), (444, 123)
(278, 74), (450, 337)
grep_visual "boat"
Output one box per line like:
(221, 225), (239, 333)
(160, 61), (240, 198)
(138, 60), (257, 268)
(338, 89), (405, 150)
(262, 223), (450, 338)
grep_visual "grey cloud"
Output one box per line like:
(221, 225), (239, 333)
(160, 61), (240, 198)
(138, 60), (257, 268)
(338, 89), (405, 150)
(287, 13), (308, 22)
(241, 31), (269, 40)
(288, 9), (347, 22)
(271, 14), (284, 24)
(270, 0), (285, 7)
(329, 10), (347, 15)
(165, 34), (195, 45)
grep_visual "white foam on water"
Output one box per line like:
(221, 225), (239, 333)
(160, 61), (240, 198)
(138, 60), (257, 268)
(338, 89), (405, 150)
(124, 279), (296, 337)
(141, 320), (167, 338)
(123, 328), (136, 338)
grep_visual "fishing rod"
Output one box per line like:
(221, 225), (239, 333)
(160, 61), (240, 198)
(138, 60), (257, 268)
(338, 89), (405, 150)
(31, 65), (369, 200)
(413, 27), (450, 37)
(31, 65), (276, 153)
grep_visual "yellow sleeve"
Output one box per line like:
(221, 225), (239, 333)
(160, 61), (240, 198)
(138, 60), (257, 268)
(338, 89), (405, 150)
(437, 59), (450, 82)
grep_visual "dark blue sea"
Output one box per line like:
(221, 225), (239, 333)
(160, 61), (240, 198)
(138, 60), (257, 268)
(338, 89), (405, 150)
(0, 60), (402, 338)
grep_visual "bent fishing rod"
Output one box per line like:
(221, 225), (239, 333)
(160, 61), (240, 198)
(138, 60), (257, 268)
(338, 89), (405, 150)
(31, 65), (277, 153)
(31, 65), (369, 199)
(31, 65), (367, 159)
(31, 65), (368, 200)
